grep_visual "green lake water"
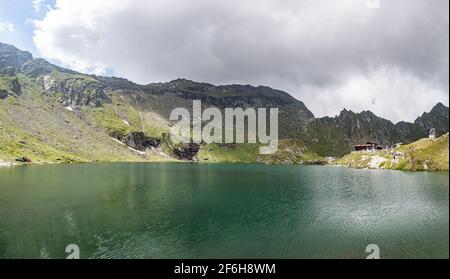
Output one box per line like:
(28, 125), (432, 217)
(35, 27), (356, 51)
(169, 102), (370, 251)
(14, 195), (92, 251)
(0, 163), (448, 259)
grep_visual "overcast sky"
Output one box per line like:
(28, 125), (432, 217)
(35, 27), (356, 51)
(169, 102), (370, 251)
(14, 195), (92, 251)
(0, 0), (449, 122)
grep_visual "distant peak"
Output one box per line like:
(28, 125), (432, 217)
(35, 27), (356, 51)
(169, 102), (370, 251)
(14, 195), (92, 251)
(360, 110), (376, 117)
(170, 78), (190, 83)
(0, 41), (34, 70)
(167, 78), (211, 86)
(0, 41), (33, 58)
(339, 108), (353, 115)
(432, 102), (448, 111)
(420, 102), (449, 118)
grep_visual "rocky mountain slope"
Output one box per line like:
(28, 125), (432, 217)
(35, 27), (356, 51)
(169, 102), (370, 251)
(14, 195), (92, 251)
(302, 103), (448, 157)
(0, 42), (448, 164)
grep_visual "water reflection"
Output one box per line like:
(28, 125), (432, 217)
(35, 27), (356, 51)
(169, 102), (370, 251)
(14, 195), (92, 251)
(0, 163), (448, 259)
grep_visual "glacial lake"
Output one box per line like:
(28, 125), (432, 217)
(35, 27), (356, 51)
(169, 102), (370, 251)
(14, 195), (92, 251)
(0, 163), (448, 259)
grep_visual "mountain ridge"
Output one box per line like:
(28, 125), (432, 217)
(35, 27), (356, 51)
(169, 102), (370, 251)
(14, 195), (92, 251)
(1, 42), (448, 164)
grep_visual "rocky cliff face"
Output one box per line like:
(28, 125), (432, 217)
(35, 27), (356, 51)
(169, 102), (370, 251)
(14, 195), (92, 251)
(43, 77), (110, 107)
(122, 132), (160, 151)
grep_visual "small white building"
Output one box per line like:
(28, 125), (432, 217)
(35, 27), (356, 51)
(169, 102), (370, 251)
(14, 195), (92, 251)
(429, 128), (436, 139)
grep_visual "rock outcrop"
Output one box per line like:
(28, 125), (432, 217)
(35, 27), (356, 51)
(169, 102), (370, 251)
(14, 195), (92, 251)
(11, 78), (21, 95)
(173, 143), (200, 161)
(46, 78), (110, 107)
(0, 89), (7, 99)
(123, 132), (160, 151)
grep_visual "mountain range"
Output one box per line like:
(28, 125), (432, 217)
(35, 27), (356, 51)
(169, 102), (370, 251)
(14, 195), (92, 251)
(0, 42), (448, 164)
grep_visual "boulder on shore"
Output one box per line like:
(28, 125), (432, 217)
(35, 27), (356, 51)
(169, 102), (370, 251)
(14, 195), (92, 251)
(15, 157), (32, 163)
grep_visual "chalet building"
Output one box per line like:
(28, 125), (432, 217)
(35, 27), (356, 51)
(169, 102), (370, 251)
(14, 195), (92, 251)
(354, 141), (383, 151)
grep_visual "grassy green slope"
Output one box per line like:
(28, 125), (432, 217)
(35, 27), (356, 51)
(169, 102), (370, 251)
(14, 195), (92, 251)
(0, 75), (172, 163)
(333, 133), (449, 171)
(198, 139), (324, 164)
(1, 74), (324, 165)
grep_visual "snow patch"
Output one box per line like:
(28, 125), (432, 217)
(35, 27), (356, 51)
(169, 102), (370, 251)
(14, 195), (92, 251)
(110, 137), (125, 145)
(127, 147), (146, 155)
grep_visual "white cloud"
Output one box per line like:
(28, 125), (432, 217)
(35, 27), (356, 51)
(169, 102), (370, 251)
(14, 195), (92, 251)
(296, 66), (448, 122)
(0, 21), (14, 32)
(32, 0), (44, 12)
(33, 0), (449, 122)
